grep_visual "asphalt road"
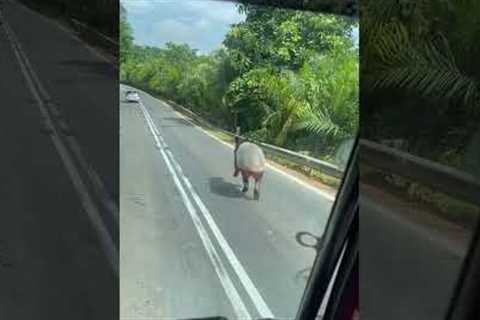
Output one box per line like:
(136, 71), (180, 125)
(2, 0), (118, 195)
(118, 84), (475, 320)
(0, 1), (117, 319)
(360, 183), (474, 320)
(120, 85), (336, 319)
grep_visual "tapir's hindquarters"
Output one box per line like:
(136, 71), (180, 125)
(236, 143), (266, 172)
(235, 142), (265, 199)
(240, 170), (264, 200)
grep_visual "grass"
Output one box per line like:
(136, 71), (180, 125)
(361, 164), (480, 229)
(204, 125), (341, 189)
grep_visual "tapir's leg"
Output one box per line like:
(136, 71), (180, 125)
(233, 167), (240, 177)
(233, 149), (240, 177)
(253, 172), (263, 200)
(241, 171), (249, 193)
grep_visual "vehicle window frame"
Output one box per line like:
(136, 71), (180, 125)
(446, 218), (480, 320)
(296, 136), (359, 320)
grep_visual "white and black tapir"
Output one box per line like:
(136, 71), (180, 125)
(233, 136), (266, 200)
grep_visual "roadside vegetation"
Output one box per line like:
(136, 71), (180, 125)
(362, 0), (479, 170)
(362, 0), (480, 226)
(120, 3), (359, 162)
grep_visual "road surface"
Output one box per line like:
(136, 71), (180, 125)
(360, 182), (475, 320)
(0, 1), (117, 319)
(120, 85), (336, 319)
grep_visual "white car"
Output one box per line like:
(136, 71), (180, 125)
(125, 90), (140, 103)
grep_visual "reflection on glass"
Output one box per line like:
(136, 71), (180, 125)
(120, 1), (358, 318)
(361, 0), (480, 319)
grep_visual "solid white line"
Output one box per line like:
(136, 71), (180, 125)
(140, 101), (275, 319)
(4, 11), (119, 224)
(2, 15), (118, 274)
(140, 103), (162, 149)
(168, 149), (276, 319)
(69, 139), (119, 224)
(125, 85), (336, 202)
(138, 102), (252, 320)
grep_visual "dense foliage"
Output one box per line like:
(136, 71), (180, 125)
(362, 0), (480, 173)
(120, 4), (359, 157)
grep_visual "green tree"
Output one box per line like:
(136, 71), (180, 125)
(362, 0), (480, 166)
(224, 4), (355, 72)
(119, 4), (133, 65)
(297, 48), (359, 141)
(122, 4), (359, 158)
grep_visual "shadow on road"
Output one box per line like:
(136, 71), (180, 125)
(209, 177), (245, 199)
(293, 231), (323, 284)
(59, 59), (114, 76)
(295, 231), (323, 251)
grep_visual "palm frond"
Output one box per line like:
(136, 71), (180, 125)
(297, 102), (343, 138)
(372, 21), (479, 107)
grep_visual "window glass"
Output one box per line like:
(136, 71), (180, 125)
(120, 1), (358, 318)
(361, 0), (480, 318)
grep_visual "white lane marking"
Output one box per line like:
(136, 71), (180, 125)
(27, 75), (119, 225)
(2, 15), (118, 274)
(166, 149), (275, 319)
(139, 98), (274, 317)
(5, 5), (119, 223)
(11, 0), (117, 68)
(141, 100), (275, 319)
(138, 102), (252, 320)
(68, 138), (119, 224)
(145, 94), (337, 202)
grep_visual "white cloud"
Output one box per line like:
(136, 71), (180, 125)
(184, 0), (244, 24)
(152, 19), (196, 44)
(121, 0), (155, 14)
(124, 0), (246, 53)
(195, 18), (212, 30)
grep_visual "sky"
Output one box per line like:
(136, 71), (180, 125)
(121, 0), (246, 54)
(121, 0), (359, 54)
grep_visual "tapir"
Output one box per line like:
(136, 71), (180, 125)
(233, 136), (266, 200)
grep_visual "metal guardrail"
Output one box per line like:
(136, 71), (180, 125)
(164, 98), (345, 179)
(69, 18), (118, 59)
(124, 85), (479, 205)
(70, 18), (117, 46)
(360, 139), (480, 206)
